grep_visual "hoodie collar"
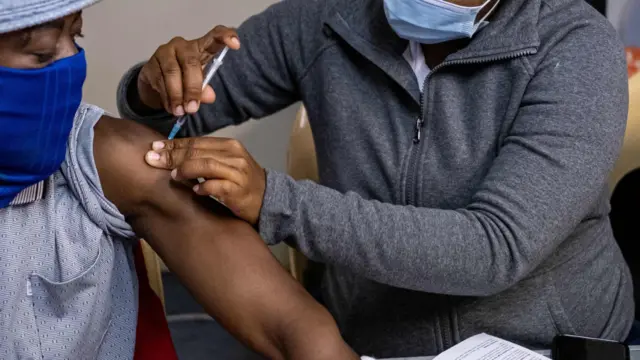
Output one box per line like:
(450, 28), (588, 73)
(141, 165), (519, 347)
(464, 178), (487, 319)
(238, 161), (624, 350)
(326, 0), (541, 59)
(322, 0), (542, 102)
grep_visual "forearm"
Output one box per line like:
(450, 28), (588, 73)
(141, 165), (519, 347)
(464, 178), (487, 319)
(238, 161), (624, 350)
(131, 193), (348, 359)
(260, 171), (505, 296)
(132, 193), (355, 360)
(259, 167), (606, 297)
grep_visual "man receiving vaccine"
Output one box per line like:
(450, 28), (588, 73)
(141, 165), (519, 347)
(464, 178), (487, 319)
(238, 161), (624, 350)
(120, 0), (633, 357)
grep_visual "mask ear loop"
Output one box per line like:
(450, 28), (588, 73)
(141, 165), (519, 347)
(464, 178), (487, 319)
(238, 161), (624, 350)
(477, 0), (501, 24)
(423, 0), (484, 12)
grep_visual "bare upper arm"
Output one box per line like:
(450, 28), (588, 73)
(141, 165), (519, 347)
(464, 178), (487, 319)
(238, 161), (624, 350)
(92, 115), (169, 217)
(93, 115), (235, 218)
(90, 116), (357, 360)
(91, 115), (286, 349)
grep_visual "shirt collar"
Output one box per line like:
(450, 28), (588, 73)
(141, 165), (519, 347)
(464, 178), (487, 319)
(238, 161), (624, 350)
(9, 181), (46, 206)
(404, 21), (492, 65)
(326, 0), (540, 60)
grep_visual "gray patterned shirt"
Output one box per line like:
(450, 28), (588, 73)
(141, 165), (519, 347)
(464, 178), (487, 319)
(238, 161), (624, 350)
(0, 104), (138, 359)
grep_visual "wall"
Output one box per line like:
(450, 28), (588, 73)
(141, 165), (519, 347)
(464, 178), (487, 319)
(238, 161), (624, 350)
(80, 0), (295, 266)
(608, 0), (630, 29)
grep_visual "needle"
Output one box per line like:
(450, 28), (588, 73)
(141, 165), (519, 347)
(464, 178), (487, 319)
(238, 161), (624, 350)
(167, 46), (230, 140)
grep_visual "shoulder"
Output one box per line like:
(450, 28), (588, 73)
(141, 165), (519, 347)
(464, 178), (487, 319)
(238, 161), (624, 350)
(93, 116), (235, 230)
(525, 0), (628, 118)
(534, 0), (625, 69)
(66, 104), (167, 217)
(61, 104), (137, 238)
(64, 103), (106, 183)
(519, 1), (628, 143)
(248, 0), (339, 25)
(63, 103), (106, 200)
(92, 115), (171, 217)
(72, 103), (106, 131)
(238, 0), (343, 73)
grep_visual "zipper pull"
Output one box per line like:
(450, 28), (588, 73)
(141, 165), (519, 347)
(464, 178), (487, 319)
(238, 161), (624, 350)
(413, 118), (424, 144)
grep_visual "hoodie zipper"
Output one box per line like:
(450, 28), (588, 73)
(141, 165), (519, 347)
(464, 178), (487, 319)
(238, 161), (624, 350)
(405, 48), (538, 351)
(406, 48), (537, 351)
(408, 48), (537, 351)
(405, 48), (536, 208)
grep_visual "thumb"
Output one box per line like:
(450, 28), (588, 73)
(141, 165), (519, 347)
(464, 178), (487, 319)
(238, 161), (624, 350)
(196, 25), (241, 60)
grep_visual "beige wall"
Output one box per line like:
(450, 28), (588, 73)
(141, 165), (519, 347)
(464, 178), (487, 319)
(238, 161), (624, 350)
(80, 0), (296, 266)
(609, 0), (630, 30)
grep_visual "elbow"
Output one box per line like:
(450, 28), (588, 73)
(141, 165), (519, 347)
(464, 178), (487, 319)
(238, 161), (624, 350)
(475, 242), (538, 297)
(458, 265), (532, 298)
(475, 278), (522, 297)
(473, 248), (538, 297)
(481, 211), (548, 294)
(456, 211), (540, 297)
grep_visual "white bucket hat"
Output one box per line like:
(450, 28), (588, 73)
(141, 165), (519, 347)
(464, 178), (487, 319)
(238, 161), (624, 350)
(0, 0), (102, 34)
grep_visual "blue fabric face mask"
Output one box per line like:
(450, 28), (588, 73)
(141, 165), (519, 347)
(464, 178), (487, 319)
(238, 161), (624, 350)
(0, 49), (86, 208)
(384, 0), (499, 44)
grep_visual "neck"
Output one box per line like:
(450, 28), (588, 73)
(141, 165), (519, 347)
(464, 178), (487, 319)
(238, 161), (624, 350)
(421, 39), (469, 69)
(420, 0), (500, 68)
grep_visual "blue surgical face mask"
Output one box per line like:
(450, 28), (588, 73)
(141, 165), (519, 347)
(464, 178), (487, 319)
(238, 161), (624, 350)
(384, 0), (499, 44)
(0, 48), (86, 208)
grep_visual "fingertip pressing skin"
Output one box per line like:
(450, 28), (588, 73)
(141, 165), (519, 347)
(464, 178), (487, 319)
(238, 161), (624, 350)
(145, 150), (160, 162)
(151, 141), (165, 151)
(93, 115), (167, 216)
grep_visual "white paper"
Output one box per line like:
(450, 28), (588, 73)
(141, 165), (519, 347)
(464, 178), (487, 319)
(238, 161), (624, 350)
(433, 334), (548, 360)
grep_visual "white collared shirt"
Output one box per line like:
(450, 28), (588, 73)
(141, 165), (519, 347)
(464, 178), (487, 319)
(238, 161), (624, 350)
(402, 21), (493, 92)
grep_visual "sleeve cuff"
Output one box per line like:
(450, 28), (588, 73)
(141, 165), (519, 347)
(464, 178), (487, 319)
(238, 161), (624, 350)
(258, 169), (295, 246)
(63, 104), (136, 239)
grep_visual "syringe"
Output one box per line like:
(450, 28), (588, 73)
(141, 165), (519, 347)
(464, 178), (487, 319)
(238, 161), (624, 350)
(167, 46), (230, 140)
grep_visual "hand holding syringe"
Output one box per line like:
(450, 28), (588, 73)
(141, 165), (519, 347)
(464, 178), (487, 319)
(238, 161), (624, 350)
(167, 46), (230, 140)
(166, 46), (231, 207)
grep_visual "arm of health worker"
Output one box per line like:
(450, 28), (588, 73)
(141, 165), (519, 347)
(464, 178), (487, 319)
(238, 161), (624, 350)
(116, 1), (302, 136)
(142, 20), (627, 298)
(91, 115), (359, 360)
(117, 0), (628, 297)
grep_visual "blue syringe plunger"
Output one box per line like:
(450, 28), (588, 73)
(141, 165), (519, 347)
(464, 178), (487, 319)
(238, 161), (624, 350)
(167, 117), (186, 140)
(167, 124), (181, 140)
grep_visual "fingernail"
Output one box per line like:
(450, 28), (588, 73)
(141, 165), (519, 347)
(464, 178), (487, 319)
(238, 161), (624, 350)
(171, 169), (178, 180)
(231, 37), (240, 48)
(186, 101), (198, 113)
(146, 151), (161, 162)
(193, 184), (200, 193)
(174, 105), (185, 116)
(152, 141), (165, 151)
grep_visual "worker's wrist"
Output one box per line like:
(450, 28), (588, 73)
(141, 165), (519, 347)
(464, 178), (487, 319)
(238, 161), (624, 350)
(126, 67), (165, 117)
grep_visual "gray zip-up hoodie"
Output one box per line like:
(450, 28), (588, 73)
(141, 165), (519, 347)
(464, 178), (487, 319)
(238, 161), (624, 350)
(118, 0), (633, 357)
